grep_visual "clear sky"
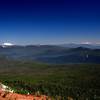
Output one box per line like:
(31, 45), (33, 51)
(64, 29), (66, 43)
(0, 0), (99, 45)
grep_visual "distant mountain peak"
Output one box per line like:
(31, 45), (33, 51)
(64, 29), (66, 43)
(81, 42), (92, 44)
(2, 42), (14, 48)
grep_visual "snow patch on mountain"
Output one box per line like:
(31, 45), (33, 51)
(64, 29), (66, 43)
(2, 43), (14, 48)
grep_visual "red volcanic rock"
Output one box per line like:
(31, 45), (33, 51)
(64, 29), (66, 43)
(0, 97), (5, 100)
(0, 91), (50, 100)
(0, 83), (51, 100)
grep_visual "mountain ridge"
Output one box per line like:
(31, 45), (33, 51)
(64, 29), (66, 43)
(0, 44), (100, 64)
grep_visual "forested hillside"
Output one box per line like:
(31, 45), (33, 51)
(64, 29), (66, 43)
(0, 58), (100, 99)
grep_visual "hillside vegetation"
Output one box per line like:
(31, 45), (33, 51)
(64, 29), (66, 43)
(0, 58), (100, 99)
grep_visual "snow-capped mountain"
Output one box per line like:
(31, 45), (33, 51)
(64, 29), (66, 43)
(1, 43), (14, 48)
(59, 43), (100, 49)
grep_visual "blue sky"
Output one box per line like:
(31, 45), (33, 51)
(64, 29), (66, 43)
(0, 0), (99, 45)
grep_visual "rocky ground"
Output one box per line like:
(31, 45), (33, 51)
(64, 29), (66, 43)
(0, 83), (50, 100)
(0, 92), (50, 100)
